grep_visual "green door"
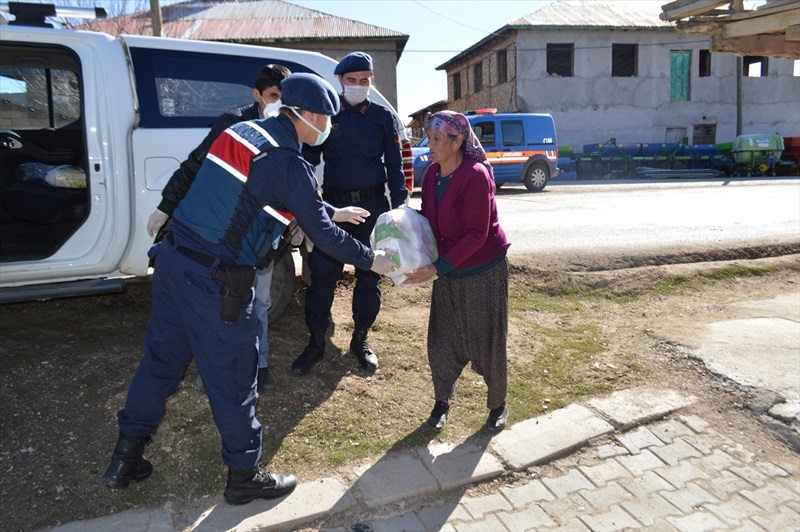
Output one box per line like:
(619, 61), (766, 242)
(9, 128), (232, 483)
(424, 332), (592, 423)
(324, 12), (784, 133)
(671, 50), (691, 101)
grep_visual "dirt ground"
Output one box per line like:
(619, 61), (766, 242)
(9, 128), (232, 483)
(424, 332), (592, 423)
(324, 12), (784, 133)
(0, 250), (798, 531)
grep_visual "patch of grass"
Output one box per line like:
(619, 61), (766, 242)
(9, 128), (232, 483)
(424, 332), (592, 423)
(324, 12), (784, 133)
(650, 274), (704, 295)
(702, 264), (778, 280)
(507, 323), (610, 420)
(509, 284), (584, 315)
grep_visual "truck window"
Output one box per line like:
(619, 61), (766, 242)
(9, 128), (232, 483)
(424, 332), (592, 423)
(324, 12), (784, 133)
(128, 47), (314, 129)
(0, 66), (80, 130)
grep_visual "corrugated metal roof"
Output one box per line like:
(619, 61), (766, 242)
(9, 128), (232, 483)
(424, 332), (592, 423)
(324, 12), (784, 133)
(509, 0), (674, 29)
(80, 0), (407, 43)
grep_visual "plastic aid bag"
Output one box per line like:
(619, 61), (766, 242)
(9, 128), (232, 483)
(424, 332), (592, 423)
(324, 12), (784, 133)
(370, 206), (439, 286)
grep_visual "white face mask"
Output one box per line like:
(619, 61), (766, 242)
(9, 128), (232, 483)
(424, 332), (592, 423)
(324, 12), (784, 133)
(291, 108), (331, 146)
(342, 84), (370, 105)
(264, 99), (282, 117)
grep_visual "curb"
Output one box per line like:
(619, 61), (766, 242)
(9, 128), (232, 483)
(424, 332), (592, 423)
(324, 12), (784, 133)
(49, 387), (696, 531)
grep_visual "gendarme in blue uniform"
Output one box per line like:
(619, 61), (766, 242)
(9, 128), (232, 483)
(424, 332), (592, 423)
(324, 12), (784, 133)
(117, 113), (374, 471)
(301, 96), (406, 335)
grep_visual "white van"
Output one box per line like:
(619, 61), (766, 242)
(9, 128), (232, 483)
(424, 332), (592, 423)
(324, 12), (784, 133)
(0, 3), (413, 318)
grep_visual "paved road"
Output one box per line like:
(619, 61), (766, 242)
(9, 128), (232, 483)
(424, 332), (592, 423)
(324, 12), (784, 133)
(410, 177), (800, 257)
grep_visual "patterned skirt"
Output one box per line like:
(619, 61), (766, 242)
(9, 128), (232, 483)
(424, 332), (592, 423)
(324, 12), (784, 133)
(427, 258), (508, 409)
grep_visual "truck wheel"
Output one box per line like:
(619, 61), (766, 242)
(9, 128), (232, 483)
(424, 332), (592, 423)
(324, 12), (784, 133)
(268, 250), (296, 323)
(524, 161), (549, 191)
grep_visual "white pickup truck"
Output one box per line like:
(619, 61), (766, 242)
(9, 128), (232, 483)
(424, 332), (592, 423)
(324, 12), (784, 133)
(0, 3), (413, 319)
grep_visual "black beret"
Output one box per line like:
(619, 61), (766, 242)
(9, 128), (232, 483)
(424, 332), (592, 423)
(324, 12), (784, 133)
(334, 52), (374, 75)
(280, 73), (340, 116)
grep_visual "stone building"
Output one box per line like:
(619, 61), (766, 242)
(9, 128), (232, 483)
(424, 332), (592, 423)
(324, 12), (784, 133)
(432, 0), (800, 150)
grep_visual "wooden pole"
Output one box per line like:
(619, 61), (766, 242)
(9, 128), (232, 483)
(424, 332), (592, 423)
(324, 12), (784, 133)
(150, 0), (162, 37)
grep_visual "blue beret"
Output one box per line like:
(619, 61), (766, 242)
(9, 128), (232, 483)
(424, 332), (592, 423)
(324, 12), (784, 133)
(334, 52), (374, 75)
(280, 73), (340, 116)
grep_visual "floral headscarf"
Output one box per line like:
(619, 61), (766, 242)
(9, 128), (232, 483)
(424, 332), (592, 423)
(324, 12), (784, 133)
(426, 111), (487, 164)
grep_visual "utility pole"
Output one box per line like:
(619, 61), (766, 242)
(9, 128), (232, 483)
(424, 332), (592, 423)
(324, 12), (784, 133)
(150, 0), (162, 37)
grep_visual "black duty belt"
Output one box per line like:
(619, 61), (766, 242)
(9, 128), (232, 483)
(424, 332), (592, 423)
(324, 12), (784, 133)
(166, 231), (216, 268)
(323, 183), (385, 204)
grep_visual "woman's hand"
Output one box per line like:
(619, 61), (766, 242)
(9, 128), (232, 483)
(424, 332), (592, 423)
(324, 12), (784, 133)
(403, 264), (437, 285)
(332, 206), (370, 224)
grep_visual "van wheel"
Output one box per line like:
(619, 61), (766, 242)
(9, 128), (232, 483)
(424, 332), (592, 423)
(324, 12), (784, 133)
(268, 250), (295, 323)
(524, 162), (549, 191)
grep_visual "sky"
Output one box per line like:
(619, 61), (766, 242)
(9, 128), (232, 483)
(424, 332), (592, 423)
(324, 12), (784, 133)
(286, 0), (554, 120)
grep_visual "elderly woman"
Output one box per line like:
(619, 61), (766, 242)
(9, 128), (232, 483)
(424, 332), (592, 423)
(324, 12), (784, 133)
(404, 111), (511, 432)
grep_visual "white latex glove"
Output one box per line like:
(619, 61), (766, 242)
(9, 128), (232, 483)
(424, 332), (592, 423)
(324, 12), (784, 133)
(332, 206), (370, 225)
(370, 249), (397, 275)
(147, 209), (169, 237)
(286, 219), (305, 246)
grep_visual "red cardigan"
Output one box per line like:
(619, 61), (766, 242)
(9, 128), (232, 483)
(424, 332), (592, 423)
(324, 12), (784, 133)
(420, 156), (510, 270)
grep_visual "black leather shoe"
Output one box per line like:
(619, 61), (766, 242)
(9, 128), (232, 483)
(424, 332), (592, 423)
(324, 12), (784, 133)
(224, 467), (297, 505)
(350, 327), (378, 372)
(102, 433), (153, 489)
(291, 332), (325, 375)
(486, 403), (508, 432)
(257, 366), (276, 393)
(426, 400), (449, 432)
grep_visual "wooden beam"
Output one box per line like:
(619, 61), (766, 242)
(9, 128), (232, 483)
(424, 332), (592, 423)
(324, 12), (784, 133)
(711, 32), (800, 59)
(787, 24), (800, 41)
(676, 19), (721, 34)
(661, 0), (729, 21)
(721, 8), (800, 38)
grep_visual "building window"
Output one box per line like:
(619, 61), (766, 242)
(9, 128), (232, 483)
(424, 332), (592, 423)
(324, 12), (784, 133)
(670, 50), (691, 101)
(693, 124), (716, 145)
(452, 72), (461, 100)
(743, 56), (768, 77)
(665, 127), (686, 143)
(474, 62), (483, 92)
(699, 50), (711, 77)
(497, 49), (507, 84)
(547, 43), (573, 77)
(612, 43), (637, 77)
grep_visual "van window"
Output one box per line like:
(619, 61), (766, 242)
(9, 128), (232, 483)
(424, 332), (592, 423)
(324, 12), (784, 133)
(129, 47), (314, 129)
(473, 120), (496, 148)
(501, 120), (524, 146)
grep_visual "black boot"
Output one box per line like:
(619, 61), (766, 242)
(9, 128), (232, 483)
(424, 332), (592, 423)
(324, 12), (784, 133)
(426, 400), (449, 432)
(223, 466), (297, 505)
(350, 327), (378, 372)
(101, 432), (153, 489)
(291, 332), (325, 375)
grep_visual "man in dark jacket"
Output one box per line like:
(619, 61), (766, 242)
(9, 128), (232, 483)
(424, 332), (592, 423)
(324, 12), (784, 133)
(147, 64), (291, 394)
(294, 52), (407, 376)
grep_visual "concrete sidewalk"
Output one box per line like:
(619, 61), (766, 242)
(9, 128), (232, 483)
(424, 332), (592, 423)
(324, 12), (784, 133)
(49, 387), (800, 532)
(48, 294), (800, 532)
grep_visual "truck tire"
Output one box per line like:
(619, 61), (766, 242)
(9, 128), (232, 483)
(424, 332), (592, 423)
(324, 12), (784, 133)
(523, 161), (549, 191)
(268, 250), (295, 323)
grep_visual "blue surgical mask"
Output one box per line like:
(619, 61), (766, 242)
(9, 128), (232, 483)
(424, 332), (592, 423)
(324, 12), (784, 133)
(291, 107), (331, 146)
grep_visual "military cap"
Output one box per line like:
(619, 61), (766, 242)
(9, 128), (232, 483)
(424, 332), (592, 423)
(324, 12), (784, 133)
(280, 73), (340, 116)
(333, 52), (374, 75)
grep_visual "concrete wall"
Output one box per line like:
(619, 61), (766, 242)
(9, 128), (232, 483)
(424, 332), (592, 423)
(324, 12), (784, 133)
(278, 40), (400, 111)
(512, 29), (800, 150)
